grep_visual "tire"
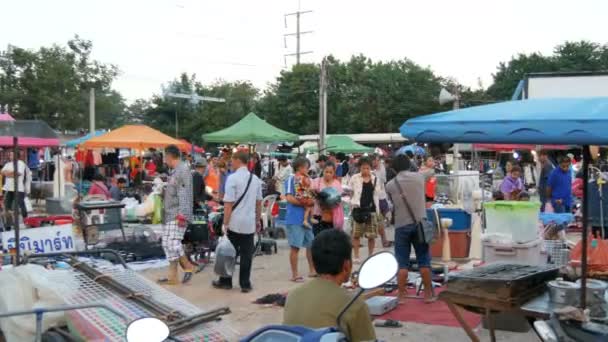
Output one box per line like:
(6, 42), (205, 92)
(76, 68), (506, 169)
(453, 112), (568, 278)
(41, 331), (68, 342)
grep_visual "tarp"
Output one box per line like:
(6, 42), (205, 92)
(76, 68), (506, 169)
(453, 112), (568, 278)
(178, 139), (204, 154)
(202, 112), (298, 143)
(311, 135), (374, 154)
(473, 144), (569, 151)
(400, 97), (608, 145)
(82, 125), (187, 150)
(0, 120), (59, 147)
(64, 130), (106, 148)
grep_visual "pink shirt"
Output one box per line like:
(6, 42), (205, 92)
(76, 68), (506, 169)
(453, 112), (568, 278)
(88, 181), (111, 200)
(312, 177), (344, 229)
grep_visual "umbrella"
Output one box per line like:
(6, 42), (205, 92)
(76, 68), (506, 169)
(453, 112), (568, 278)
(0, 120), (60, 264)
(202, 112), (298, 143)
(400, 96), (608, 309)
(397, 144), (426, 156)
(178, 139), (204, 154)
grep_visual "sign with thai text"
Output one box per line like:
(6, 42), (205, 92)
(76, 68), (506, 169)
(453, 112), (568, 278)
(2, 224), (75, 254)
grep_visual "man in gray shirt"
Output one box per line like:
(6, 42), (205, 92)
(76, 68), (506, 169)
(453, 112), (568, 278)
(213, 151), (263, 293)
(385, 154), (435, 304)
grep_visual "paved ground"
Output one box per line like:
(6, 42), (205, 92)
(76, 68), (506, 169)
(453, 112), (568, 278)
(141, 228), (540, 341)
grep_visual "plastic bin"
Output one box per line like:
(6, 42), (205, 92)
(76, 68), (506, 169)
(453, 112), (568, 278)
(430, 230), (471, 259)
(426, 208), (471, 231)
(482, 239), (544, 265)
(484, 201), (540, 243)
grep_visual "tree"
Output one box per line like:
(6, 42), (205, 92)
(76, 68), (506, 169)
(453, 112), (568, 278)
(140, 73), (259, 144)
(0, 36), (121, 130)
(258, 55), (445, 134)
(487, 41), (608, 100)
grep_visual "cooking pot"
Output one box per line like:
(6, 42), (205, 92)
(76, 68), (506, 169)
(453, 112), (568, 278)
(576, 279), (608, 305)
(548, 280), (580, 305)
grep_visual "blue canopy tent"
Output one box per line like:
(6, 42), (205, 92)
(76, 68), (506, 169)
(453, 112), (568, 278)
(401, 97), (608, 309)
(64, 130), (105, 148)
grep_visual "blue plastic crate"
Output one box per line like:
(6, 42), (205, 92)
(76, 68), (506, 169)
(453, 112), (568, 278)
(426, 208), (471, 231)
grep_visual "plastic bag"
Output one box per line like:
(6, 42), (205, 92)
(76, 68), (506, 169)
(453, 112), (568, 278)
(570, 236), (608, 273)
(24, 197), (33, 213)
(214, 235), (236, 277)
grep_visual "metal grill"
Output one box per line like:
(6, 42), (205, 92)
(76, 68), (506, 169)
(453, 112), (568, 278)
(47, 264), (235, 342)
(447, 263), (559, 303)
(451, 263), (556, 282)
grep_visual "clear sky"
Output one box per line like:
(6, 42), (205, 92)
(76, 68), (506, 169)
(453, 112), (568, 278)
(1, 0), (606, 101)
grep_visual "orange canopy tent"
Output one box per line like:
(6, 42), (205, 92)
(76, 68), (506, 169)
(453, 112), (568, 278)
(82, 125), (187, 150)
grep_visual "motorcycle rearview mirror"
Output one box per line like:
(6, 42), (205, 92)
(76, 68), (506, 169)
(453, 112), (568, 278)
(357, 251), (399, 290)
(336, 252), (398, 335)
(126, 317), (170, 342)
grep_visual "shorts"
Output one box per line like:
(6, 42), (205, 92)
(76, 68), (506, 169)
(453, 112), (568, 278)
(394, 223), (431, 269)
(352, 213), (379, 239)
(286, 224), (314, 249)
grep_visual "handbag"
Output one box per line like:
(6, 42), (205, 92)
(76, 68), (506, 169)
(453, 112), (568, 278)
(351, 177), (377, 224)
(352, 207), (371, 224)
(394, 180), (435, 244)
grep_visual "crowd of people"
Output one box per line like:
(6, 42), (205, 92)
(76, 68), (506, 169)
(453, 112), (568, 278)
(2, 138), (601, 341)
(497, 150), (576, 214)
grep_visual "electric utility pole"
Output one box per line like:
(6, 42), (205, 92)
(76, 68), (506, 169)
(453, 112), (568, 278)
(318, 57), (328, 152)
(284, 6), (313, 65)
(89, 88), (95, 134)
(165, 91), (226, 138)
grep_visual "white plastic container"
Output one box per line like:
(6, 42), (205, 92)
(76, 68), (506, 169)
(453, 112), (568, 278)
(483, 239), (545, 265)
(484, 201), (540, 243)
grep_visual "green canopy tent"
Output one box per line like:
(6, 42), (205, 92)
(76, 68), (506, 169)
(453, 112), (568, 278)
(202, 112), (298, 144)
(310, 135), (374, 154)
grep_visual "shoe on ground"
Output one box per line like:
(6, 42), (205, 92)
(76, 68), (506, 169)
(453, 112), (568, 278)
(212, 280), (232, 290)
(182, 272), (193, 284)
(241, 287), (253, 293)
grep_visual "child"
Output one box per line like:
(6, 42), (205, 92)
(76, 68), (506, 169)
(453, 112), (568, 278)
(294, 172), (317, 228)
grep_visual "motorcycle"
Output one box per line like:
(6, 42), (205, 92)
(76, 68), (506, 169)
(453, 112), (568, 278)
(533, 316), (608, 342)
(240, 251), (399, 342)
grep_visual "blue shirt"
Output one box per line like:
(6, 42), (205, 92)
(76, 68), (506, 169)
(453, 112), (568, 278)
(284, 175), (305, 225)
(547, 167), (572, 207)
(220, 170), (234, 195)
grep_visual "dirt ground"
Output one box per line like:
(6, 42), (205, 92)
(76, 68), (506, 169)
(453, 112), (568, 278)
(141, 227), (540, 342)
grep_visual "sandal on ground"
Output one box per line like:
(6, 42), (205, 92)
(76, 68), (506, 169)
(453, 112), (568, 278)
(424, 296), (438, 304)
(182, 272), (193, 284)
(374, 319), (403, 328)
(157, 277), (178, 285)
(308, 273), (318, 278)
(289, 276), (305, 283)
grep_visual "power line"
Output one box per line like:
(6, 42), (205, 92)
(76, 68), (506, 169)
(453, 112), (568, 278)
(284, 5), (313, 66)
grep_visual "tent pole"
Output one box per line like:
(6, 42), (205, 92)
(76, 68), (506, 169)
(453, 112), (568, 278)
(13, 137), (20, 265)
(581, 145), (591, 309)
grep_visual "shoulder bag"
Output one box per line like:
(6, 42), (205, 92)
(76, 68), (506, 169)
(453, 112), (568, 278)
(232, 172), (253, 211)
(394, 180), (435, 244)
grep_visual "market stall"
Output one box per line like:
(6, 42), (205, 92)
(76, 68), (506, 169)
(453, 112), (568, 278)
(202, 112), (298, 144)
(0, 120), (61, 264)
(401, 97), (608, 341)
(309, 135), (374, 154)
(76, 125), (188, 252)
